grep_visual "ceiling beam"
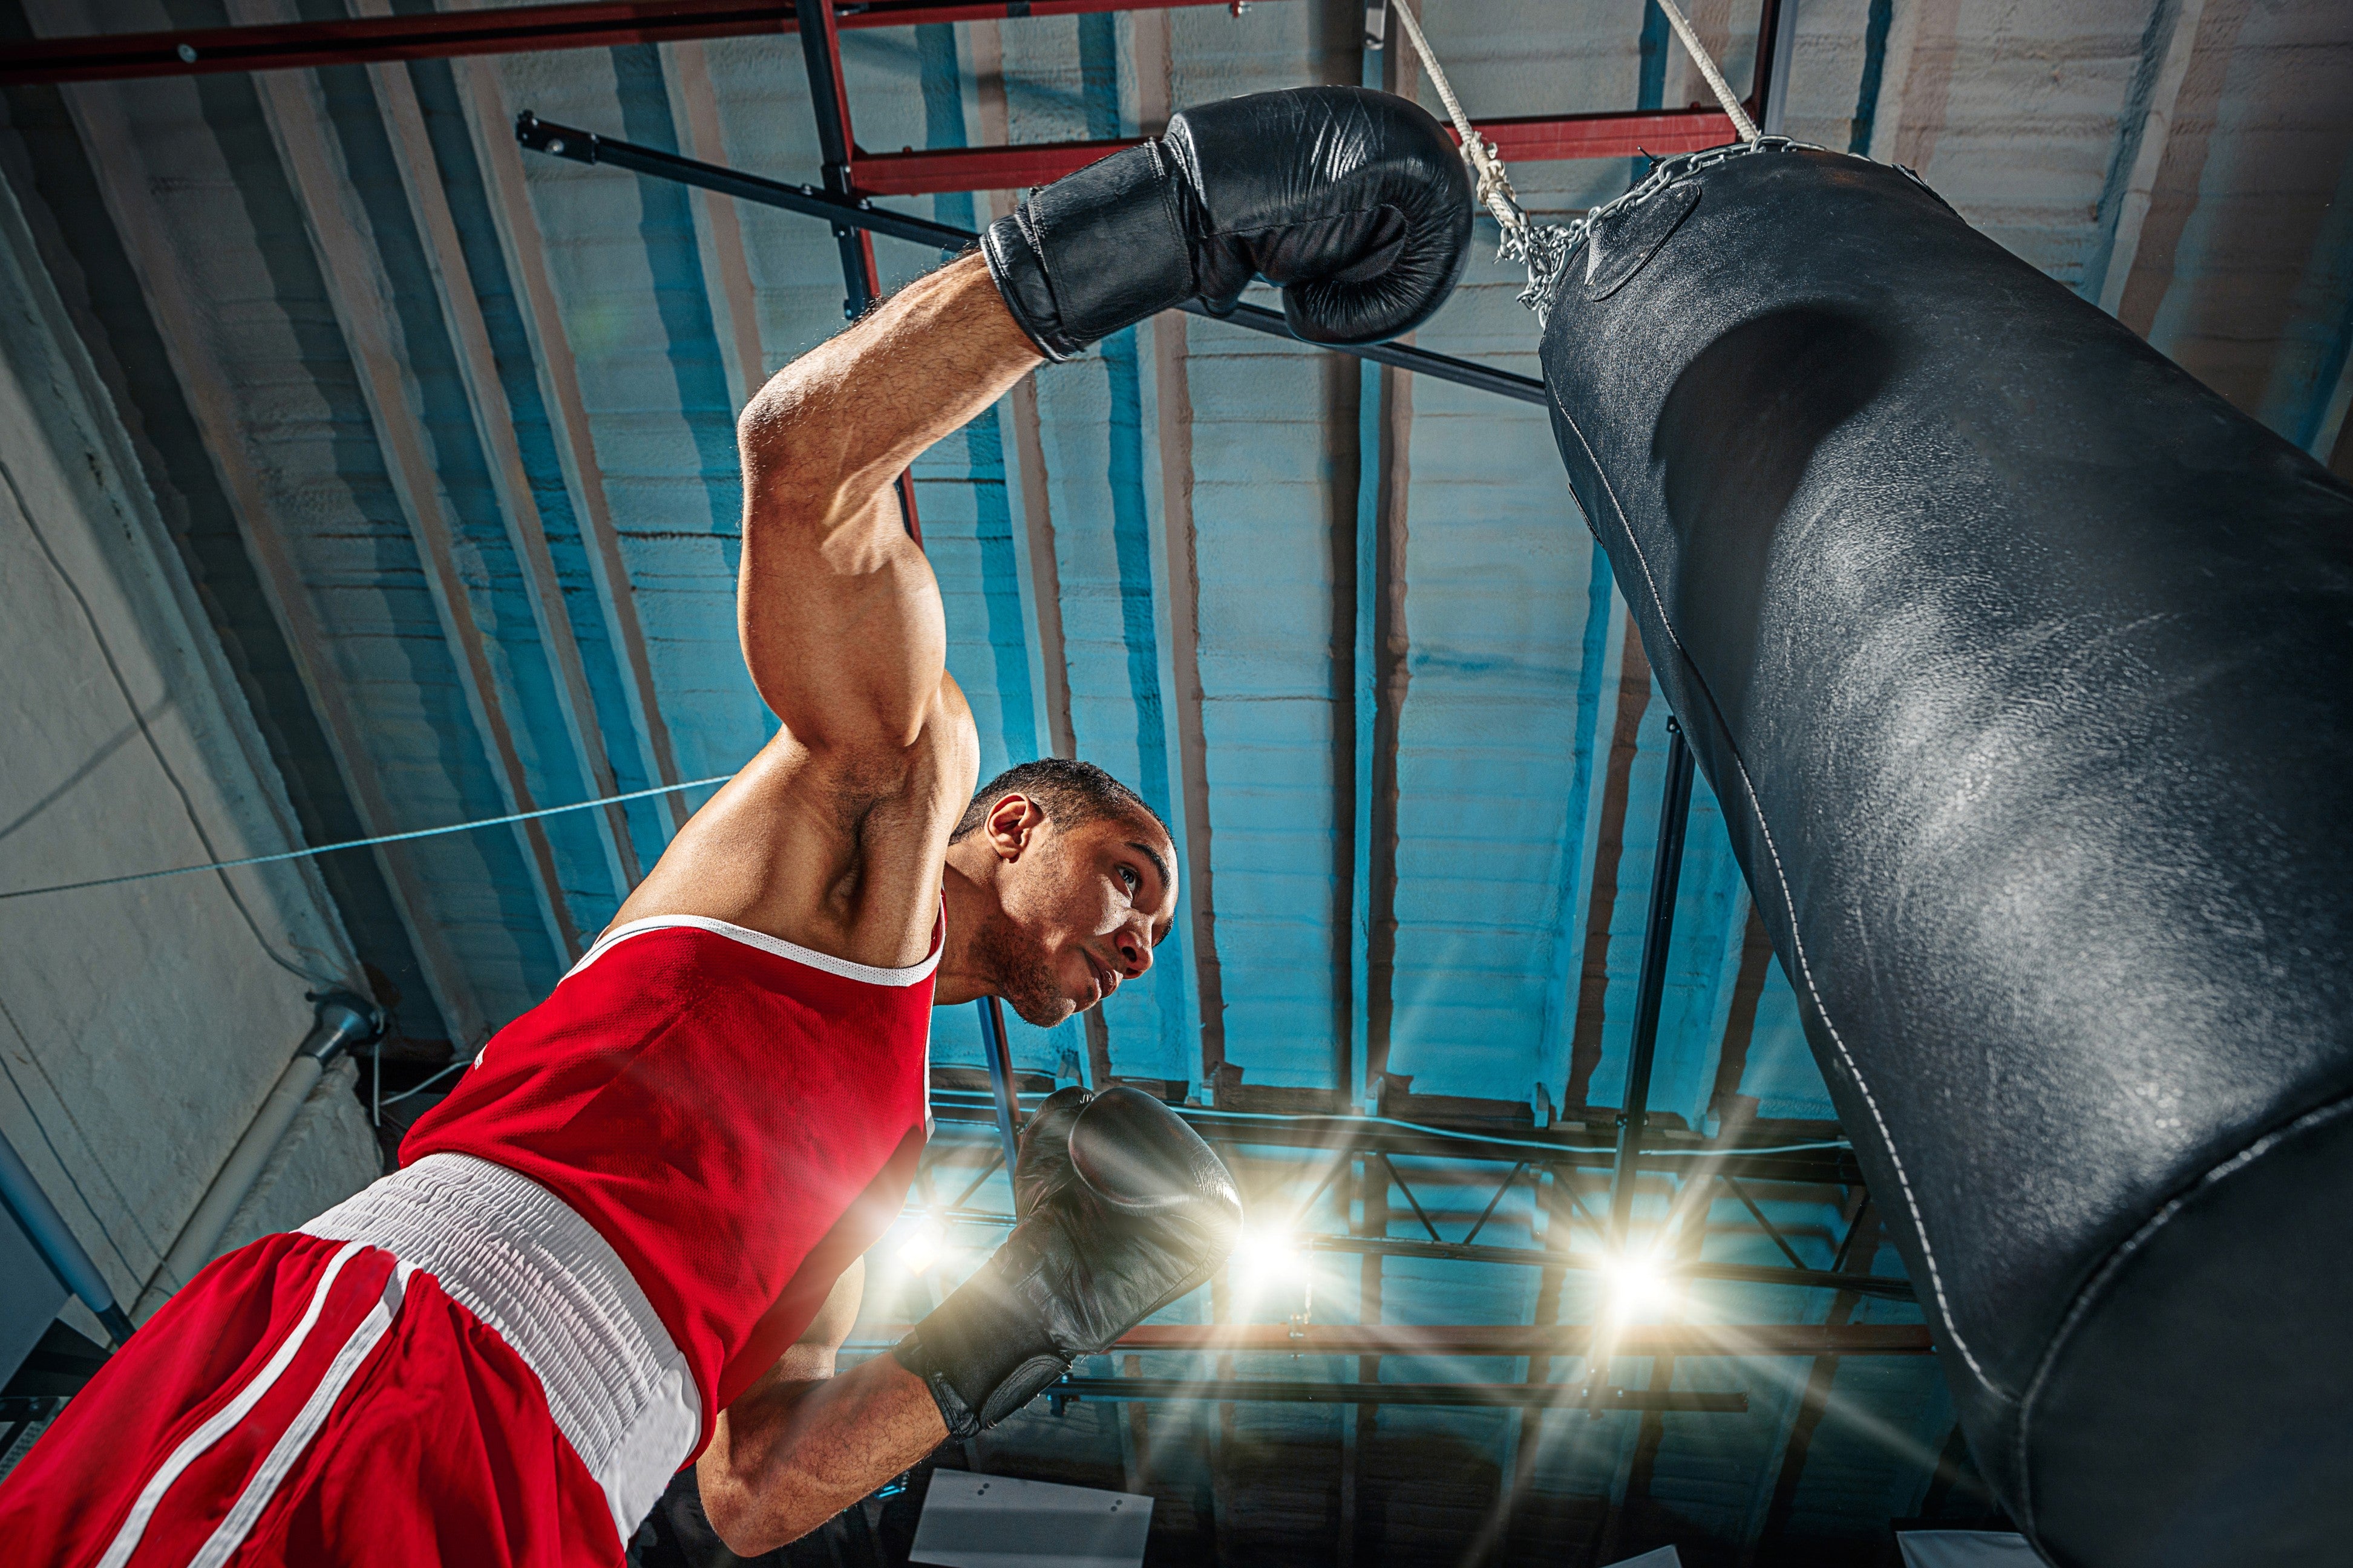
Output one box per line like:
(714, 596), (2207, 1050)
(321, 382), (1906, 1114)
(2084, 0), (2210, 319)
(926, 1092), (1867, 1187)
(0, 0), (1263, 85)
(1101, 1323), (1933, 1356)
(41, 67), (490, 1042)
(661, 39), (767, 410)
(451, 60), (694, 840)
(845, 108), (1740, 196)
(241, 39), (581, 965)
(1742, 1203), (1887, 1565)
(1054, 1377), (1750, 1411)
(362, 30), (643, 904)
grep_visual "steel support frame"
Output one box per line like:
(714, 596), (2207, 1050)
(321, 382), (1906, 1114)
(4, 0), (1788, 202)
(793, 0), (921, 538)
(516, 114), (1551, 406)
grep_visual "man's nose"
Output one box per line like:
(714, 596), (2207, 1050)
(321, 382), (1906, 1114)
(1114, 922), (1154, 978)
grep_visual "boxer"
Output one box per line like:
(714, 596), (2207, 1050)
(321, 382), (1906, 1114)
(0, 84), (1470, 1564)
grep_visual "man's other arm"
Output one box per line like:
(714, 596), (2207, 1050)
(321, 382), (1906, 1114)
(735, 255), (1041, 753)
(695, 1260), (946, 1555)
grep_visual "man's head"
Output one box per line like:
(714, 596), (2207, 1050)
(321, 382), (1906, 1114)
(945, 759), (1178, 1028)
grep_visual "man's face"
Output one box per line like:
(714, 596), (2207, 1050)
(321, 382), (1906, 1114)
(983, 799), (1179, 1028)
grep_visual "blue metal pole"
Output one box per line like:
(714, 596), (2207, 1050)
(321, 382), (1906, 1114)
(0, 1125), (133, 1347)
(975, 997), (1024, 1175)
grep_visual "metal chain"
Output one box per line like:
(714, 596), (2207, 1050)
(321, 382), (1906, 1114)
(1386, 0), (1774, 325)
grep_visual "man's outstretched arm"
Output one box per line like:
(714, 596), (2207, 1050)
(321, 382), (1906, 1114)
(695, 1262), (947, 1555)
(735, 254), (1040, 753)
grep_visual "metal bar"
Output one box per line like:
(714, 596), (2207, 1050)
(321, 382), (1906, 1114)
(1052, 1379), (1749, 1411)
(1379, 1153), (1444, 1244)
(0, 0), (1255, 85)
(0, 1127), (133, 1345)
(1302, 1233), (1917, 1302)
(925, 1093), (1865, 1187)
(1092, 1323), (1932, 1356)
(1756, 0), (1796, 137)
(851, 107), (1743, 197)
(1459, 1161), (1526, 1246)
(1604, 719), (1697, 1249)
(793, 0), (920, 538)
(947, 1149), (1006, 1210)
(1722, 1174), (1811, 1272)
(977, 998), (1024, 1175)
(514, 116), (1553, 408)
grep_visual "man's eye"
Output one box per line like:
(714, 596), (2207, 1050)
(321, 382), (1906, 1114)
(1118, 865), (1141, 892)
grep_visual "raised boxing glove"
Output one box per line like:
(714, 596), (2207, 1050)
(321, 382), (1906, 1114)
(893, 1086), (1242, 1439)
(982, 85), (1474, 361)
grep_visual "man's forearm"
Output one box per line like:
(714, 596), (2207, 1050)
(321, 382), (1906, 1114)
(738, 252), (1042, 526)
(696, 1351), (947, 1555)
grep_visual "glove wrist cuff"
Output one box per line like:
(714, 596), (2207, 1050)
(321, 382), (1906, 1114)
(894, 1278), (1070, 1439)
(982, 142), (1194, 359)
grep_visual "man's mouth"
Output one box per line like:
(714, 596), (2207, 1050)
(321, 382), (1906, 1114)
(1084, 952), (1118, 1002)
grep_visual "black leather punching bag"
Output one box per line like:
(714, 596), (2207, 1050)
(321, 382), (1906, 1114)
(1539, 142), (2353, 1566)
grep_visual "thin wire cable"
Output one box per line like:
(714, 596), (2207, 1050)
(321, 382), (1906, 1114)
(378, 1057), (468, 1108)
(0, 773), (735, 903)
(2, 457), (332, 981)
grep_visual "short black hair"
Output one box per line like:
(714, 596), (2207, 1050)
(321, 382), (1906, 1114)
(951, 757), (1169, 845)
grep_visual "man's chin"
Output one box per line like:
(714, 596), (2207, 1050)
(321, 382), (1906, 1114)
(1004, 990), (1084, 1029)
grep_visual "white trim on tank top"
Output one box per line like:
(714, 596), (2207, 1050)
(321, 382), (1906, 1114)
(568, 907), (944, 988)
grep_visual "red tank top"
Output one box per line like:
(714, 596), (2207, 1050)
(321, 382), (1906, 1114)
(400, 914), (937, 1448)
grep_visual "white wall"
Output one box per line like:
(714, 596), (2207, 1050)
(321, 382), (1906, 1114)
(0, 174), (379, 1342)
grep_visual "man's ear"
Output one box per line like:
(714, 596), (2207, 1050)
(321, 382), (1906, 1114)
(986, 792), (1049, 861)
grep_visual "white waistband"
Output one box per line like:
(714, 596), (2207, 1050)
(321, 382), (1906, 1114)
(300, 1154), (701, 1544)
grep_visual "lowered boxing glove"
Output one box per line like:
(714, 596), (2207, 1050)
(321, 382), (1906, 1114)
(894, 1086), (1241, 1439)
(983, 85), (1474, 359)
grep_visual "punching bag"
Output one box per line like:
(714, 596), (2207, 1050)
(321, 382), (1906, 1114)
(1538, 142), (2353, 1566)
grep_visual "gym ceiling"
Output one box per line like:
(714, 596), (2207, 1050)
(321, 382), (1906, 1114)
(3, 0), (2349, 1561)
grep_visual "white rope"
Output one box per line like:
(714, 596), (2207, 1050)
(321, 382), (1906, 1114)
(1648, 0), (1762, 142)
(1386, 1), (1527, 241)
(1386, 0), (1762, 321)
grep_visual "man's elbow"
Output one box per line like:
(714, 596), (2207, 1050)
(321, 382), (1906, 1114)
(700, 1471), (826, 1558)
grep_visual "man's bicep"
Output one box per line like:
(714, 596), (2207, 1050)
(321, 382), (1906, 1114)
(738, 487), (948, 751)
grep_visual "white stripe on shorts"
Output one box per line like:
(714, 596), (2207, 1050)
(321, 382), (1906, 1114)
(301, 1153), (702, 1545)
(96, 1241), (370, 1568)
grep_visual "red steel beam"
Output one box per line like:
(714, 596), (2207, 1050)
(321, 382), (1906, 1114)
(853, 1322), (1935, 1356)
(0, 0), (1249, 86)
(848, 108), (1738, 195)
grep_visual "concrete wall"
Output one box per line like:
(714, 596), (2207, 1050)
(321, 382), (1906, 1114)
(0, 173), (379, 1344)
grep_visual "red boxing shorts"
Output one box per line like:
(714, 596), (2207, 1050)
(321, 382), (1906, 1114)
(0, 1155), (699, 1567)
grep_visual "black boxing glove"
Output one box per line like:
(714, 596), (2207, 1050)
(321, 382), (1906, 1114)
(892, 1086), (1241, 1439)
(982, 85), (1473, 360)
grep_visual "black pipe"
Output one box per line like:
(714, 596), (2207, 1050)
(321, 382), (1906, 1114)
(976, 997), (1024, 1175)
(514, 113), (1551, 407)
(1050, 1377), (1748, 1411)
(1605, 719), (1697, 1249)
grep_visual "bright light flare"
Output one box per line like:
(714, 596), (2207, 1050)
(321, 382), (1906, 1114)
(1601, 1249), (1678, 1313)
(1230, 1224), (1307, 1292)
(897, 1215), (947, 1275)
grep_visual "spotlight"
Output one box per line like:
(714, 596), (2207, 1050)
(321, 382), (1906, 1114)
(1231, 1224), (1305, 1291)
(1603, 1249), (1677, 1312)
(897, 1215), (947, 1275)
